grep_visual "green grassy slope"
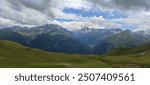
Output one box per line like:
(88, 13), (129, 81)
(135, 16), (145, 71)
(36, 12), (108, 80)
(106, 44), (150, 56)
(101, 44), (150, 67)
(0, 40), (150, 68)
(0, 40), (112, 68)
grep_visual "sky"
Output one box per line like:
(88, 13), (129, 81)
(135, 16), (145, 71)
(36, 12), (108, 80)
(0, 0), (150, 32)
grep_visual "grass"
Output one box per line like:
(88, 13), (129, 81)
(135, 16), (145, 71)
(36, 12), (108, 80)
(0, 40), (150, 68)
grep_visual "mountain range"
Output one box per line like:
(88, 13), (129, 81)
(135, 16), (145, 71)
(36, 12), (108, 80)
(0, 24), (150, 54)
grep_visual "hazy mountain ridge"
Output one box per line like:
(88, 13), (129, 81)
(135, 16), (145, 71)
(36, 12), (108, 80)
(73, 27), (150, 54)
(0, 24), (150, 54)
(73, 27), (123, 47)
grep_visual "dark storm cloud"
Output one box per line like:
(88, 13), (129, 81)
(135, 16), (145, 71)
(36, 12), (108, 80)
(7, 0), (53, 15)
(89, 0), (150, 11)
(0, 0), (54, 25)
(16, 0), (50, 12)
(113, 0), (150, 10)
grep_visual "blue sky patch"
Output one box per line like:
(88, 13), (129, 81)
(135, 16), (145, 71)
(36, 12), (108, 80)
(54, 18), (78, 22)
(63, 8), (128, 19)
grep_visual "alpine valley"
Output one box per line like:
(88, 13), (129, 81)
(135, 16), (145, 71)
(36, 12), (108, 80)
(0, 24), (149, 54)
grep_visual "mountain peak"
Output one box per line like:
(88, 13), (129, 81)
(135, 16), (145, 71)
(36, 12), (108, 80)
(79, 27), (95, 33)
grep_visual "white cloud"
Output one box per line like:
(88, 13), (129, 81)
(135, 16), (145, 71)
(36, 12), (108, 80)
(0, 0), (121, 30)
(0, 0), (93, 25)
(89, 0), (150, 11)
(0, 0), (150, 33)
(0, 17), (16, 26)
(54, 0), (92, 10)
(112, 11), (150, 32)
(48, 16), (121, 31)
(0, 0), (49, 25)
(48, 20), (95, 30)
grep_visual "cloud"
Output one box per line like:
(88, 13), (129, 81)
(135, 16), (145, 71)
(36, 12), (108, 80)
(112, 11), (150, 32)
(89, 0), (150, 11)
(49, 16), (121, 30)
(0, 0), (92, 25)
(0, 0), (150, 33)
(49, 20), (96, 30)
(0, 0), (50, 25)
(0, 17), (16, 26)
